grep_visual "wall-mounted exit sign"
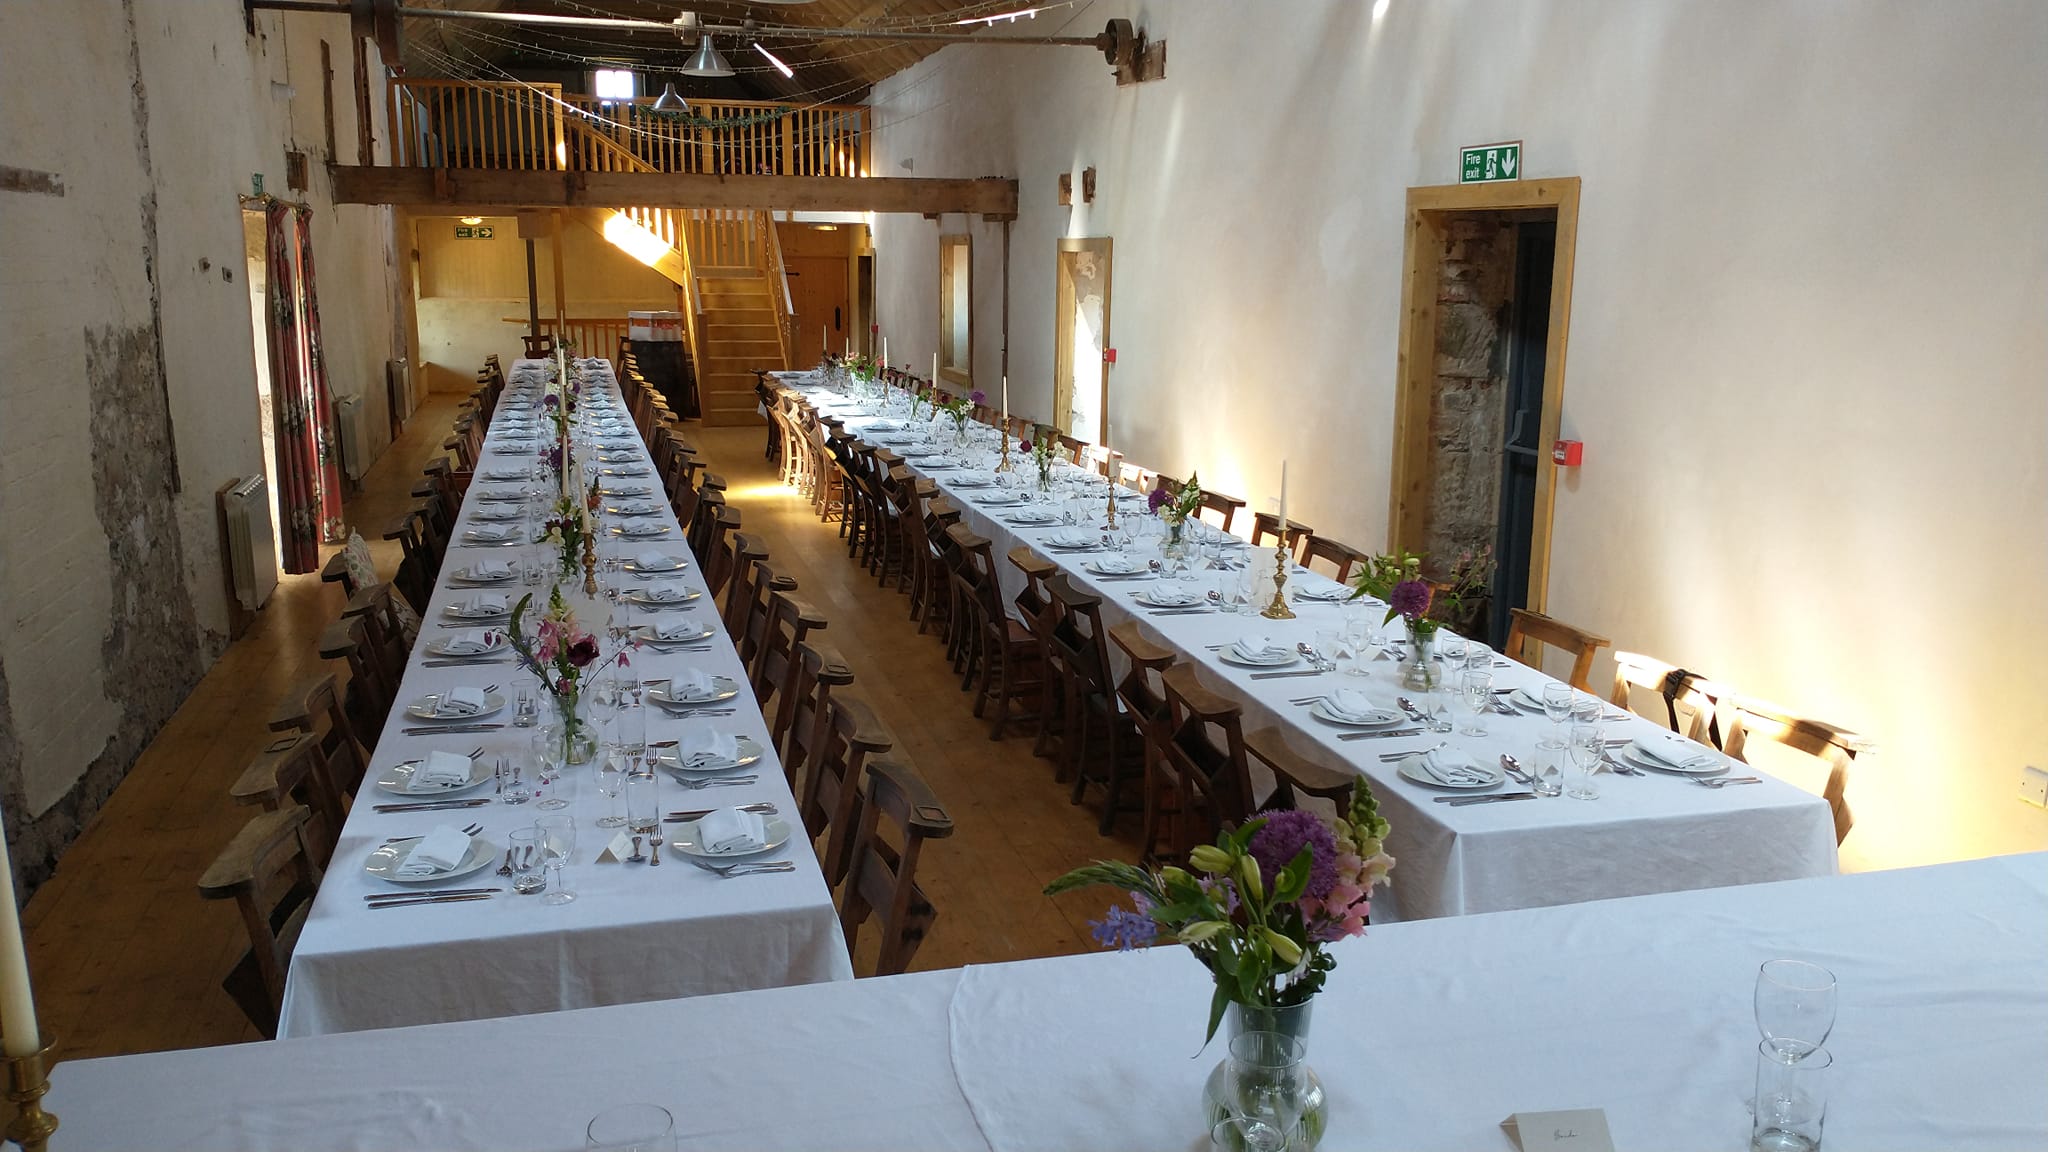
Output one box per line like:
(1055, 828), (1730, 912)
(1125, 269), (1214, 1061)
(453, 225), (495, 239)
(1460, 141), (1522, 183)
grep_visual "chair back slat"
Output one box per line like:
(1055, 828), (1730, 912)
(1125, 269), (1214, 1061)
(838, 757), (953, 976)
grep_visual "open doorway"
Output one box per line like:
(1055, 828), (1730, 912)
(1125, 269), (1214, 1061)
(1053, 237), (1111, 440)
(938, 234), (972, 385)
(1389, 179), (1579, 646)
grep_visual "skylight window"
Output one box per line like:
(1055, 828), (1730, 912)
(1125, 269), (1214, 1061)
(592, 69), (636, 102)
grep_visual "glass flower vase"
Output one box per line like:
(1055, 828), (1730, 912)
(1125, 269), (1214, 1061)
(952, 420), (971, 449)
(1402, 622), (1439, 691)
(545, 688), (598, 766)
(1202, 1000), (1327, 1148)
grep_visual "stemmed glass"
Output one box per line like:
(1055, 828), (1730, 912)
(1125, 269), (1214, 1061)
(1542, 682), (1575, 728)
(595, 750), (629, 830)
(1458, 669), (1493, 736)
(1756, 960), (1837, 1060)
(531, 728), (568, 811)
(1225, 1032), (1308, 1150)
(1566, 720), (1603, 800)
(536, 814), (576, 905)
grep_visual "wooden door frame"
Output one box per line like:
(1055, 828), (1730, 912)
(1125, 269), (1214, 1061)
(1390, 178), (1578, 615)
(1053, 236), (1112, 438)
(938, 233), (973, 386)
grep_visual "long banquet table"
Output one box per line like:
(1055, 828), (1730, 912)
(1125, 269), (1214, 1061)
(779, 372), (1839, 921)
(277, 358), (852, 1038)
(55, 852), (2048, 1149)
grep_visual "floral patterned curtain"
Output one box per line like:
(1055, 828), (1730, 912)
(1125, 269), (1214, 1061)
(264, 202), (344, 572)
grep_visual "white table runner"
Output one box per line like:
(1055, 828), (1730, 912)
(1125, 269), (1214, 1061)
(277, 359), (851, 1038)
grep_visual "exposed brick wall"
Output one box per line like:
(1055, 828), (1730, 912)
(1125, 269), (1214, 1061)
(1421, 215), (1515, 571)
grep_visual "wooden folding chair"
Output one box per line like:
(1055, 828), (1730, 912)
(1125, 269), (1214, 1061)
(801, 694), (896, 886)
(774, 640), (855, 788)
(1300, 535), (1371, 583)
(839, 758), (954, 977)
(1504, 608), (1610, 692)
(1726, 698), (1865, 844)
(267, 673), (371, 798)
(1250, 513), (1314, 562)
(1609, 651), (1733, 746)
(198, 804), (322, 1038)
(227, 733), (347, 870)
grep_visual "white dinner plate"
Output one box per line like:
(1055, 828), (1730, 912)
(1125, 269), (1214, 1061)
(626, 586), (702, 607)
(363, 835), (500, 885)
(1296, 586), (1352, 602)
(667, 816), (793, 860)
(1008, 510), (1061, 525)
(1044, 532), (1100, 550)
(976, 492), (1028, 506)
(634, 622), (717, 646)
(622, 554), (689, 574)
(1308, 699), (1406, 728)
(373, 757), (494, 796)
(1134, 589), (1204, 608)
(470, 509), (523, 522)
(426, 633), (506, 658)
(653, 735), (766, 776)
(1506, 687), (1551, 713)
(460, 530), (524, 547)
(1218, 645), (1297, 668)
(405, 690), (508, 722)
(449, 565), (517, 585)
(1084, 557), (1151, 576)
(606, 503), (662, 517)
(599, 484), (653, 498)
(443, 603), (511, 622)
(648, 677), (742, 708)
(1397, 753), (1505, 791)
(476, 489), (527, 502)
(1624, 741), (1725, 776)
(610, 523), (671, 539)
(600, 466), (650, 477)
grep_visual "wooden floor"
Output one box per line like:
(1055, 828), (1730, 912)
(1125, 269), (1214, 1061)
(23, 401), (1128, 1064)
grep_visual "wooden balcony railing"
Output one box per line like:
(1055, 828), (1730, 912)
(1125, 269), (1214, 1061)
(499, 317), (634, 361)
(386, 79), (869, 179)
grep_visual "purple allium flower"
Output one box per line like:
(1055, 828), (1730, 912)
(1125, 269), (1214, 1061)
(1248, 809), (1340, 901)
(1087, 897), (1157, 951)
(1148, 488), (1171, 514)
(969, 390), (986, 406)
(1389, 579), (1432, 623)
(543, 393), (560, 409)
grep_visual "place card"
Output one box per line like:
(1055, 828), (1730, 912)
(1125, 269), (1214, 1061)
(1500, 1110), (1612, 1152)
(595, 831), (634, 863)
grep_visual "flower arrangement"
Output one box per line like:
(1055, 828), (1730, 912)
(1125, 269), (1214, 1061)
(1029, 428), (1061, 486)
(499, 585), (633, 762)
(1046, 789), (1393, 1046)
(937, 389), (986, 430)
(843, 352), (879, 384)
(907, 385), (932, 423)
(1147, 472), (1205, 537)
(1349, 547), (1492, 641)
(540, 488), (590, 575)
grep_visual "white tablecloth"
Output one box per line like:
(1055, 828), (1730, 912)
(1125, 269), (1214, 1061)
(56, 853), (2048, 1149)
(788, 378), (1838, 920)
(277, 359), (851, 1038)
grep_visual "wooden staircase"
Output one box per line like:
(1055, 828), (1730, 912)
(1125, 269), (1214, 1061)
(696, 270), (785, 426)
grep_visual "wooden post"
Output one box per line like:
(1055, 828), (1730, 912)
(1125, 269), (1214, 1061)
(352, 36), (374, 165)
(525, 240), (540, 339)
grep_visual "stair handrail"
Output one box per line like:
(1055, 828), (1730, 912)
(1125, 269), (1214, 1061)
(559, 117), (712, 404)
(757, 212), (798, 371)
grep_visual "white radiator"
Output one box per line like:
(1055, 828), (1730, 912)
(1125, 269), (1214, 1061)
(334, 394), (369, 481)
(223, 475), (277, 611)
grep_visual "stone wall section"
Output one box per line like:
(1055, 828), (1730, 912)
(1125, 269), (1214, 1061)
(1421, 215), (1515, 572)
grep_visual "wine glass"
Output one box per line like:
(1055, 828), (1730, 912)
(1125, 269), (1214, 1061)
(1756, 959), (1837, 1060)
(531, 728), (568, 811)
(1542, 682), (1575, 727)
(595, 750), (629, 829)
(1458, 669), (1492, 737)
(536, 814), (576, 905)
(1225, 1032), (1308, 1147)
(1566, 721), (1603, 800)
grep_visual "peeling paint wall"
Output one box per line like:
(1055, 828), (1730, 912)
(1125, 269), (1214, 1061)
(0, 0), (400, 894)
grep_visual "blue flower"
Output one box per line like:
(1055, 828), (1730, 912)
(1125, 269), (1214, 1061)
(1087, 899), (1157, 951)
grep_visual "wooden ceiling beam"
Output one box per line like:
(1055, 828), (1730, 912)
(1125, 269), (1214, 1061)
(332, 165), (1018, 216)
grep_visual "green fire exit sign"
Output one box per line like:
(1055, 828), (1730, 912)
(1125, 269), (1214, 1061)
(1460, 141), (1522, 183)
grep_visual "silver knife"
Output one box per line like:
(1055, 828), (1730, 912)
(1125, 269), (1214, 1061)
(667, 802), (777, 822)
(1338, 729), (1427, 741)
(1249, 670), (1326, 680)
(422, 658), (513, 668)
(364, 887), (500, 901)
(365, 892), (497, 909)
(1437, 793), (1539, 806)
(402, 724), (506, 735)
(373, 798), (494, 813)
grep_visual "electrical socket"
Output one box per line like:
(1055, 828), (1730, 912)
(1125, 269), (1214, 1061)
(2022, 766), (2048, 809)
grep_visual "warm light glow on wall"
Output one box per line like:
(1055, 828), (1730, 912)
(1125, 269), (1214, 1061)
(601, 211), (670, 267)
(459, 216), (484, 226)
(555, 140), (568, 168)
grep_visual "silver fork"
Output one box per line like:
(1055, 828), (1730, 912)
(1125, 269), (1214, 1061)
(669, 774), (759, 791)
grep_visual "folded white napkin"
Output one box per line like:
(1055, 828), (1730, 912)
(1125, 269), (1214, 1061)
(668, 669), (713, 699)
(1049, 531), (1097, 548)
(481, 469), (524, 481)
(437, 686), (488, 716)
(1326, 689), (1380, 720)
(653, 619), (703, 641)
(396, 824), (474, 877)
(1095, 554), (1145, 573)
(1147, 588), (1200, 605)
(462, 593), (508, 615)
(605, 484), (651, 497)
(1235, 634), (1285, 659)
(469, 558), (513, 580)
(1408, 748), (1483, 786)
(408, 750), (475, 794)
(635, 549), (677, 571)
(441, 631), (495, 655)
(678, 730), (742, 768)
(1633, 732), (1719, 770)
(695, 807), (766, 854)
(467, 525), (515, 542)
(643, 584), (688, 602)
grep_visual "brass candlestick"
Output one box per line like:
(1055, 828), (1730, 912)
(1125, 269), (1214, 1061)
(994, 441), (1015, 473)
(1261, 542), (1297, 620)
(4, 1036), (59, 1152)
(1103, 470), (1119, 531)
